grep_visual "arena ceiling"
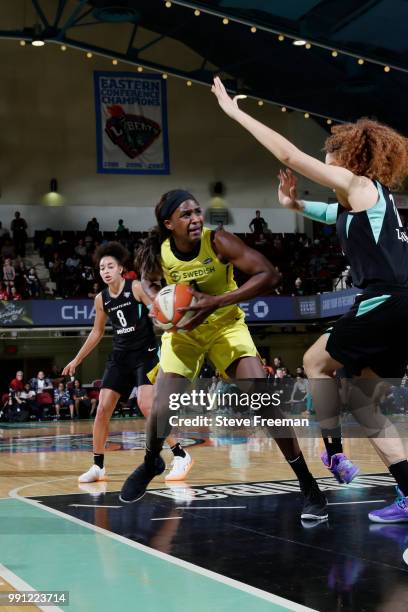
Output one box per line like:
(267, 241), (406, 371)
(2, 0), (407, 132)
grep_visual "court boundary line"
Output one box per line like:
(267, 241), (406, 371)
(0, 563), (62, 612)
(8, 480), (316, 612)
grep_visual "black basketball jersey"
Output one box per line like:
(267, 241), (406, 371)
(101, 279), (156, 351)
(336, 181), (408, 289)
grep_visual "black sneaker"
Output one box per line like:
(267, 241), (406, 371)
(301, 488), (328, 521)
(119, 454), (165, 504)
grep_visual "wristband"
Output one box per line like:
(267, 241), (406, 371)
(302, 201), (338, 225)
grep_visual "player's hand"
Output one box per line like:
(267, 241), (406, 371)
(177, 289), (221, 331)
(278, 169), (299, 210)
(62, 360), (79, 377)
(211, 77), (242, 120)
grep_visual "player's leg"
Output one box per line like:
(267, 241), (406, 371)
(345, 367), (408, 523)
(303, 334), (359, 483)
(78, 388), (120, 483)
(120, 369), (188, 503)
(227, 355), (327, 520)
(137, 383), (193, 481)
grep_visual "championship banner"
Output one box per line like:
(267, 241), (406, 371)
(94, 71), (170, 174)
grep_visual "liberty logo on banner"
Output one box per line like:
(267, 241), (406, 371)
(94, 72), (170, 174)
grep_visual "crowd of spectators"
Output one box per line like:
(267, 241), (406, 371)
(0, 209), (347, 300)
(2, 368), (100, 422)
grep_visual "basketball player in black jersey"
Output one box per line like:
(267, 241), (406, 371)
(62, 242), (192, 484)
(212, 76), (408, 523)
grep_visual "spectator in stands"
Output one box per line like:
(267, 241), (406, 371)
(10, 371), (24, 393)
(85, 217), (100, 239)
(10, 212), (28, 257)
(54, 382), (75, 420)
(20, 383), (40, 420)
(254, 233), (267, 247)
(75, 239), (87, 259)
(25, 268), (41, 298)
(66, 253), (80, 270)
(273, 356), (283, 370)
(262, 358), (274, 379)
(3, 258), (15, 289)
(116, 219), (128, 235)
(292, 277), (304, 296)
(249, 210), (266, 235)
(30, 371), (53, 394)
(289, 371), (310, 410)
(72, 379), (97, 418)
(48, 252), (65, 296)
(10, 287), (22, 301)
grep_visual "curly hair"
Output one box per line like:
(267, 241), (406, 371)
(324, 118), (408, 190)
(95, 241), (130, 267)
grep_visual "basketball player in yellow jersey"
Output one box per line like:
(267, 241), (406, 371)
(120, 190), (327, 521)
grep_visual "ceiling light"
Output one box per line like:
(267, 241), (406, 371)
(304, 112), (310, 119)
(31, 24), (45, 47)
(165, 1), (172, 7)
(162, 73), (168, 79)
(331, 50), (338, 57)
(186, 80), (192, 86)
(137, 66), (143, 72)
(293, 40), (306, 46)
(305, 43), (312, 49)
(278, 35), (285, 42)
(258, 100), (264, 106)
(19, 40), (26, 47)
(327, 119), (332, 125)
(281, 106), (287, 112)
(112, 59), (118, 65)
(61, 45), (67, 51)
(384, 65), (391, 72)
(251, 26), (257, 33)
(194, 9), (200, 16)
(223, 18), (229, 25)
(358, 58), (364, 65)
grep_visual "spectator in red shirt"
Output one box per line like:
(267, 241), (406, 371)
(10, 370), (24, 392)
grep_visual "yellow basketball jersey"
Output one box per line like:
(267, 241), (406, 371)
(160, 227), (243, 325)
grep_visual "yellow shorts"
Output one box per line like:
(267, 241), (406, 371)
(155, 312), (258, 380)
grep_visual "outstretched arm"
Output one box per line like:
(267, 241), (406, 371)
(211, 77), (355, 196)
(278, 168), (338, 224)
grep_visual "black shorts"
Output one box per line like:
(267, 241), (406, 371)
(101, 347), (159, 398)
(326, 289), (408, 378)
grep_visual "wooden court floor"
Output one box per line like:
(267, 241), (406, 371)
(0, 417), (403, 499)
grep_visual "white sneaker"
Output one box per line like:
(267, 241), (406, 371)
(165, 452), (194, 481)
(78, 464), (107, 483)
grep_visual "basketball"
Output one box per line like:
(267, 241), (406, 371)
(152, 284), (197, 331)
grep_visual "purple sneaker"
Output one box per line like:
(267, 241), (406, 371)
(369, 488), (408, 523)
(321, 451), (360, 484)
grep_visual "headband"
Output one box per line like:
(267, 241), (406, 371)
(159, 190), (197, 222)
